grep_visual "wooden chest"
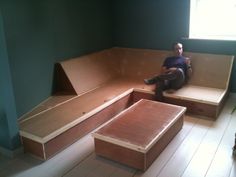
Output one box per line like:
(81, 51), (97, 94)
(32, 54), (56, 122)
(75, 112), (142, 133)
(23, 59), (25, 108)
(93, 99), (186, 170)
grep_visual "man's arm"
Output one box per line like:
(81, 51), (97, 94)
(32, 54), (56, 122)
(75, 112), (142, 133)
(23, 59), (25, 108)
(185, 57), (192, 79)
(161, 66), (177, 74)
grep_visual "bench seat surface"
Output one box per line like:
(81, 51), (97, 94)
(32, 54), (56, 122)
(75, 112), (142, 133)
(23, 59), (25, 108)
(19, 95), (77, 121)
(164, 85), (226, 105)
(93, 99), (186, 152)
(19, 78), (154, 141)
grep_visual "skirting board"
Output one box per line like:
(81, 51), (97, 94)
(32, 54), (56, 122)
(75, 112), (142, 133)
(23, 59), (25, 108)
(0, 145), (23, 158)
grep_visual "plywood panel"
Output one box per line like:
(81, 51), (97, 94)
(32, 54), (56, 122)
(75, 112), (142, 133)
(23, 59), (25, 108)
(60, 49), (121, 95)
(21, 137), (45, 160)
(164, 96), (217, 118)
(185, 52), (234, 89)
(116, 48), (169, 79)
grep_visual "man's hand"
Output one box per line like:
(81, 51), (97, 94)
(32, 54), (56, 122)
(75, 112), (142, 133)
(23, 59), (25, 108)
(166, 67), (177, 73)
(185, 57), (192, 79)
(161, 66), (177, 74)
(185, 57), (191, 66)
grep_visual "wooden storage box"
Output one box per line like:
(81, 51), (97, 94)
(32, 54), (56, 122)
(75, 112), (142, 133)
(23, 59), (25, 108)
(93, 99), (186, 171)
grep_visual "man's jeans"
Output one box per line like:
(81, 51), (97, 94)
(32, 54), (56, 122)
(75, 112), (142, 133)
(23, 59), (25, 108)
(145, 68), (185, 101)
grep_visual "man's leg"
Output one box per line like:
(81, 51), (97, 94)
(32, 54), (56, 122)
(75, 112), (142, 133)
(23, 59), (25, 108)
(154, 69), (185, 101)
(144, 75), (158, 85)
(169, 68), (185, 89)
(158, 72), (177, 81)
(155, 78), (165, 101)
(144, 71), (177, 85)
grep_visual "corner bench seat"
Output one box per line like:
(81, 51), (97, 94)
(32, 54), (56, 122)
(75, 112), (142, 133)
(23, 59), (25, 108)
(19, 78), (155, 160)
(19, 47), (234, 160)
(20, 78), (154, 143)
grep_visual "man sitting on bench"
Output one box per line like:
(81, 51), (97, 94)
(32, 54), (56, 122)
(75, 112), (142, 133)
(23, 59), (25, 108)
(144, 42), (192, 101)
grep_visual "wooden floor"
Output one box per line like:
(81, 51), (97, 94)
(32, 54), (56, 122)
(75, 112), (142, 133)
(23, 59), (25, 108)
(1, 96), (236, 177)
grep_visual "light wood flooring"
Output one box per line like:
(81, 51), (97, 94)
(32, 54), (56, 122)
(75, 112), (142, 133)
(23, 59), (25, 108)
(0, 96), (236, 177)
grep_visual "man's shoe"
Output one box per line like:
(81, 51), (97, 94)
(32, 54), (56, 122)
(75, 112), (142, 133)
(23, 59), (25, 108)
(144, 79), (151, 84)
(144, 78), (156, 85)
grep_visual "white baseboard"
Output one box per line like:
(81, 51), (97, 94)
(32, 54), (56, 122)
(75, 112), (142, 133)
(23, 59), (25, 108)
(0, 146), (23, 158)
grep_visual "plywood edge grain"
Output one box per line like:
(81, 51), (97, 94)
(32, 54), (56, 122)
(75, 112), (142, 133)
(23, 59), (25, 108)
(133, 88), (155, 94)
(19, 130), (44, 143)
(93, 133), (146, 153)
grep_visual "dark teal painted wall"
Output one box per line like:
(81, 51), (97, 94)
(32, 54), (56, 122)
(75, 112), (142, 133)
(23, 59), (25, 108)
(113, 0), (236, 92)
(0, 11), (20, 150)
(0, 0), (112, 150)
(113, 0), (190, 49)
(53, 0), (113, 60)
(1, 0), (113, 117)
(1, 1), (55, 118)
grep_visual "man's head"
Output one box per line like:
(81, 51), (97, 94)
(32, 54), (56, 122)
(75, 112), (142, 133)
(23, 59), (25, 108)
(173, 42), (183, 56)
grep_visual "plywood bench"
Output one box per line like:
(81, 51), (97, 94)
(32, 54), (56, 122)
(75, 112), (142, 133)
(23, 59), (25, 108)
(93, 99), (186, 170)
(19, 79), (154, 160)
(19, 47), (234, 160)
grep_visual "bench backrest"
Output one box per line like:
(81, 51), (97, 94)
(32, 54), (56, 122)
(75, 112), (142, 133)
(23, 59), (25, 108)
(111, 48), (170, 79)
(58, 49), (120, 95)
(185, 52), (234, 89)
(56, 47), (234, 95)
(114, 48), (234, 89)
